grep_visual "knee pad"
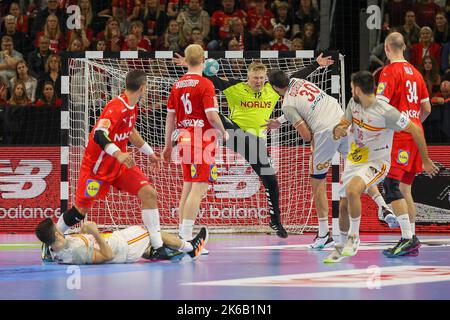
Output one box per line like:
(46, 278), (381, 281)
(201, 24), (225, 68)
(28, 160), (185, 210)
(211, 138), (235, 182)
(383, 177), (403, 204)
(63, 206), (86, 227)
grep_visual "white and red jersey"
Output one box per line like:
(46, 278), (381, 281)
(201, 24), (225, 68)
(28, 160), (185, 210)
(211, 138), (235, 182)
(376, 60), (429, 140)
(167, 73), (218, 146)
(81, 93), (138, 182)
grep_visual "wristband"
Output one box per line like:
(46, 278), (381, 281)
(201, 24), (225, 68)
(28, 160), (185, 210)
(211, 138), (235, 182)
(105, 143), (120, 156)
(277, 115), (287, 124)
(139, 142), (154, 156)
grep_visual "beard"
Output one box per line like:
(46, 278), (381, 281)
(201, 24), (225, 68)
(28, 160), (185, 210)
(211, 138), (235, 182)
(353, 95), (361, 104)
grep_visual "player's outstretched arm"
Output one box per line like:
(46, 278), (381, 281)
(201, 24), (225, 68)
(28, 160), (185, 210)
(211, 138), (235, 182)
(206, 110), (229, 141)
(81, 221), (114, 264)
(403, 122), (439, 177)
(290, 53), (334, 79)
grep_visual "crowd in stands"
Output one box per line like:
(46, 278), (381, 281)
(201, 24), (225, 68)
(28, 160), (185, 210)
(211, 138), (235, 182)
(0, 0), (320, 106)
(373, 0), (450, 109)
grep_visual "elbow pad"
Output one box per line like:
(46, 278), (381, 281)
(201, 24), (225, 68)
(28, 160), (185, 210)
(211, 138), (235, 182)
(94, 129), (112, 150)
(283, 105), (303, 125)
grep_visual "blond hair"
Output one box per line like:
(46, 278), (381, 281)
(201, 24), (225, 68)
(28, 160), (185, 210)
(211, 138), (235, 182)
(248, 62), (267, 74)
(184, 44), (204, 67)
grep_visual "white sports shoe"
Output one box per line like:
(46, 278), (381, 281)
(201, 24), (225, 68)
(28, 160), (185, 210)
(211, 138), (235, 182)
(323, 244), (345, 263)
(342, 234), (360, 257)
(310, 232), (335, 250)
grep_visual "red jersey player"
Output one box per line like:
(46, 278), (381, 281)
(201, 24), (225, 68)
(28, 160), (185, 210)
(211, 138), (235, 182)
(44, 70), (176, 262)
(377, 32), (438, 257)
(162, 44), (228, 246)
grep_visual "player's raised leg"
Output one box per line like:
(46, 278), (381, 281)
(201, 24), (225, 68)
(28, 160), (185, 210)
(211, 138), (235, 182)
(367, 185), (398, 228)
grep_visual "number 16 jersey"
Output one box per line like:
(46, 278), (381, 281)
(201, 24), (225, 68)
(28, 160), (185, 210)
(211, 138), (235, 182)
(282, 78), (344, 133)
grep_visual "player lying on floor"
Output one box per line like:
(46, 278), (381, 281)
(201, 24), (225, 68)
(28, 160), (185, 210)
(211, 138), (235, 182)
(35, 219), (207, 264)
(323, 71), (438, 263)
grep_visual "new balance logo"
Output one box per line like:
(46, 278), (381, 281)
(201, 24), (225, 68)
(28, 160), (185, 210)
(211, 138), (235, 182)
(0, 160), (52, 199)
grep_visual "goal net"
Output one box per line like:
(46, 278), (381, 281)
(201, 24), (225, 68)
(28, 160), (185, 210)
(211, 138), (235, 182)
(63, 51), (344, 234)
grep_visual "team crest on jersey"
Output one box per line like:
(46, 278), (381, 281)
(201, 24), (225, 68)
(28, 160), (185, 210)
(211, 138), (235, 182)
(209, 165), (218, 182)
(403, 66), (413, 75)
(316, 161), (331, 171)
(191, 165), (198, 178)
(397, 150), (410, 165)
(85, 179), (102, 197)
(376, 82), (386, 95)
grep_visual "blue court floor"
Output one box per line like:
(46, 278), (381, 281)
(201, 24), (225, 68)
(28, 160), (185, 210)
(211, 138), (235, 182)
(1, 233), (450, 300)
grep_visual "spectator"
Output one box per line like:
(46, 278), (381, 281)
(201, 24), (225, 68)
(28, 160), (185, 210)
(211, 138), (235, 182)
(8, 2), (30, 35)
(227, 38), (241, 50)
(293, 0), (319, 36)
(383, 0), (413, 30)
(0, 81), (9, 104)
(34, 14), (67, 54)
(270, 1), (294, 39)
(302, 22), (317, 50)
(187, 27), (206, 48)
(434, 11), (450, 44)
(177, 0), (210, 45)
(35, 81), (61, 107)
(247, 0), (274, 44)
(399, 10), (421, 48)
(445, 0), (450, 22)
(66, 15), (93, 50)
(31, 0), (67, 40)
(0, 35), (23, 84)
(221, 16), (259, 50)
(167, 0), (189, 18)
(114, 7), (132, 36)
(139, 0), (169, 43)
(414, 0), (442, 27)
(410, 26), (441, 69)
(9, 60), (37, 103)
(67, 38), (83, 52)
(93, 39), (107, 51)
(210, 0), (247, 41)
(122, 20), (152, 51)
(37, 53), (61, 99)
(8, 80), (30, 105)
(95, 17), (124, 52)
(78, 0), (93, 28)
(27, 35), (51, 77)
(370, 41), (388, 71)
(431, 80), (450, 104)
(122, 34), (145, 51)
(270, 23), (291, 51)
(111, 0), (140, 20)
(0, 15), (30, 56)
(291, 36), (304, 50)
(419, 55), (442, 97)
(154, 19), (183, 52)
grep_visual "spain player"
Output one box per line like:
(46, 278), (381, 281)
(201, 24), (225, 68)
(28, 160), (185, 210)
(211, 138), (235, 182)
(44, 70), (174, 261)
(162, 44), (228, 246)
(377, 32), (434, 256)
(35, 219), (208, 264)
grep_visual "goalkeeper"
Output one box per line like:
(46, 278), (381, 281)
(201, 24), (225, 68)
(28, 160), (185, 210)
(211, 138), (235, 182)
(174, 53), (333, 238)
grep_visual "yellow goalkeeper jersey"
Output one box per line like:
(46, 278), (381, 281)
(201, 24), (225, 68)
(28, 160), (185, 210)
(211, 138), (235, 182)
(223, 82), (280, 137)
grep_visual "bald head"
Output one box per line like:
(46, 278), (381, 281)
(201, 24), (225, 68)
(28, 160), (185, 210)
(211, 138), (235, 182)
(385, 32), (406, 53)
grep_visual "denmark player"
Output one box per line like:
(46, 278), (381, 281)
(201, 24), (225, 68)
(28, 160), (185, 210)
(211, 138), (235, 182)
(267, 70), (389, 249)
(162, 44), (228, 246)
(44, 70), (174, 261)
(325, 71), (437, 262)
(35, 219), (207, 264)
(377, 32), (434, 256)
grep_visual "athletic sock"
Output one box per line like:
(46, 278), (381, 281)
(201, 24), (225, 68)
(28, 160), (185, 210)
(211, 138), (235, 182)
(397, 214), (413, 239)
(178, 223), (183, 238)
(410, 222), (416, 236)
(372, 194), (388, 210)
(181, 219), (195, 241)
(349, 216), (361, 236)
(179, 240), (194, 253)
(339, 231), (348, 246)
(318, 218), (329, 238)
(142, 209), (164, 249)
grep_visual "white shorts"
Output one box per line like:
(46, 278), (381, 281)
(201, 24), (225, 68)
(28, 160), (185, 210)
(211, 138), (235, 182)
(107, 226), (150, 263)
(310, 127), (348, 176)
(339, 161), (390, 198)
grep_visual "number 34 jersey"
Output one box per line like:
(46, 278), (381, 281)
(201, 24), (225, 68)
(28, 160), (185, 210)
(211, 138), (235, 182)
(282, 78), (344, 133)
(376, 60), (429, 140)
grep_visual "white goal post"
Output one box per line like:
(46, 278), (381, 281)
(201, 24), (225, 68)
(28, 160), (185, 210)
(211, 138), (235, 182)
(60, 50), (345, 234)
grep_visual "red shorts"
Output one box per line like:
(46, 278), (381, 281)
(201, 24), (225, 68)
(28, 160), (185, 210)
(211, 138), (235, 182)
(179, 142), (217, 183)
(75, 166), (151, 208)
(387, 139), (422, 185)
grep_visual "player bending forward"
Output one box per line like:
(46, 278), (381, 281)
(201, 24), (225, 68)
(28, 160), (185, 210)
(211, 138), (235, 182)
(43, 70), (173, 261)
(324, 71), (438, 263)
(267, 70), (389, 249)
(35, 219), (207, 264)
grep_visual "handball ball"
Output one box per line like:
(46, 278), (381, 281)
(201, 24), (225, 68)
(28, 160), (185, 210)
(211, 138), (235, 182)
(204, 58), (219, 76)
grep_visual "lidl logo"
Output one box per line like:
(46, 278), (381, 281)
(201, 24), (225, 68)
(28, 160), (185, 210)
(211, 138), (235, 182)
(209, 165), (218, 182)
(397, 150), (410, 165)
(191, 165), (198, 178)
(85, 179), (101, 197)
(376, 82), (386, 95)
